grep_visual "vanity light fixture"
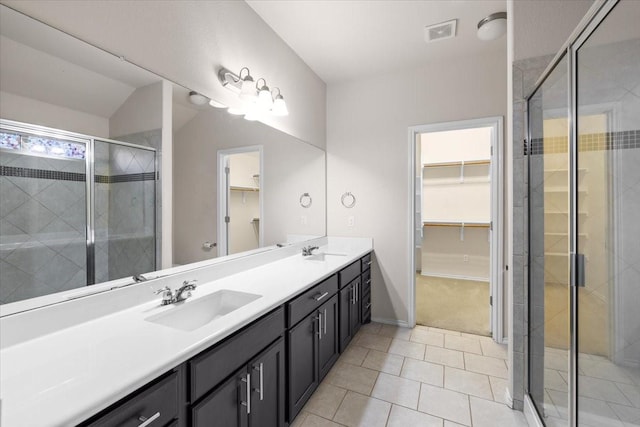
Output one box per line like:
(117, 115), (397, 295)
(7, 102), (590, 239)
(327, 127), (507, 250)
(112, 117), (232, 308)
(271, 88), (289, 116)
(477, 12), (507, 41)
(256, 78), (274, 110)
(239, 67), (257, 100)
(218, 66), (290, 118)
(208, 99), (227, 109)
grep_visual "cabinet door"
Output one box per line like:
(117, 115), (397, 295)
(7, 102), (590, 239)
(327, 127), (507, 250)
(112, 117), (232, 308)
(192, 367), (247, 427)
(318, 295), (339, 380)
(339, 284), (353, 352)
(350, 278), (362, 336)
(287, 313), (318, 421)
(249, 338), (285, 427)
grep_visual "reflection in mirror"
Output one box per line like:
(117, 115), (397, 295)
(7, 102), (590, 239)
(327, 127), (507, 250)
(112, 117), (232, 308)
(0, 5), (326, 309)
(172, 85), (326, 265)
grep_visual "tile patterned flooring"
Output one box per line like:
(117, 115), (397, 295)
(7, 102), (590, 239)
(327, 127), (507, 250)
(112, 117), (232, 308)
(542, 347), (640, 427)
(291, 323), (528, 427)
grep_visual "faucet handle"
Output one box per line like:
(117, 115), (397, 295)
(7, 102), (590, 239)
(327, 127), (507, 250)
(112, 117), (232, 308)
(154, 286), (172, 295)
(183, 279), (198, 288)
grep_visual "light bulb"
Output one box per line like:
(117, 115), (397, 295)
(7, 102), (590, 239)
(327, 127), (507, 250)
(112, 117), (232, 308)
(272, 95), (289, 116)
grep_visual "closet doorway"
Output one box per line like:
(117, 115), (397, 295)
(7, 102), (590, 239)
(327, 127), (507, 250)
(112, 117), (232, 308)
(217, 146), (263, 256)
(409, 117), (503, 339)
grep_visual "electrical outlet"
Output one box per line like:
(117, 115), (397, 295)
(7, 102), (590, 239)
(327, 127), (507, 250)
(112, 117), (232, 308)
(301, 215), (307, 225)
(463, 254), (469, 262)
(348, 216), (355, 227)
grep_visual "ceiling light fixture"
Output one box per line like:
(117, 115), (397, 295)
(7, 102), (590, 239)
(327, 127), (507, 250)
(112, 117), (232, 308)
(218, 66), (290, 119)
(208, 99), (227, 108)
(477, 12), (507, 41)
(188, 91), (209, 106)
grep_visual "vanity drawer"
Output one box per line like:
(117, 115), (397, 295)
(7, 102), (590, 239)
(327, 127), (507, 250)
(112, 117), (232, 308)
(288, 274), (338, 327)
(83, 370), (179, 427)
(361, 253), (372, 272)
(190, 306), (285, 402)
(339, 261), (361, 288)
(361, 270), (371, 295)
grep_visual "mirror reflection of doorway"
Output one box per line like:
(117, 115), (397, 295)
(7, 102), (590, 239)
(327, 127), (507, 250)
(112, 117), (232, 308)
(413, 118), (502, 338)
(217, 147), (263, 256)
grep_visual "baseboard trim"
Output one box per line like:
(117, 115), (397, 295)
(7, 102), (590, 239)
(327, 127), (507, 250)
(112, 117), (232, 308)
(524, 394), (543, 427)
(371, 317), (410, 328)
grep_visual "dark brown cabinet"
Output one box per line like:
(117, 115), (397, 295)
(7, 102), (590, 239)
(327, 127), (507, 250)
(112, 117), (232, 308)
(286, 273), (340, 423)
(339, 277), (361, 352)
(192, 338), (285, 427)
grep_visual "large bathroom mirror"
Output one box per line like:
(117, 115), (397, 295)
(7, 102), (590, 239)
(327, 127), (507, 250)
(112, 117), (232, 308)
(0, 5), (326, 308)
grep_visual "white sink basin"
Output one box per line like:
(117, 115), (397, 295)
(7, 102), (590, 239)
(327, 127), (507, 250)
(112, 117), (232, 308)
(305, 252), (348, 262)
(145, 290), (261, 331)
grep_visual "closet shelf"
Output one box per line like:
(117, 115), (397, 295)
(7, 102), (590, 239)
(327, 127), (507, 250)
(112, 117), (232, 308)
(230, 186), (259, 192)
(423, 159), (490, 168)
(423, 221), (490, 228)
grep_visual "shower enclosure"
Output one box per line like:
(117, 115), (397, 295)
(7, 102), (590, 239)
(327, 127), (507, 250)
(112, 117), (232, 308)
(527, 0), (640, 425)
(0, 120), (157, 304)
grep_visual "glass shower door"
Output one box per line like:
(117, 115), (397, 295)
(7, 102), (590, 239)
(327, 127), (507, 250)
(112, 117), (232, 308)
(528, 55), (571, 426)
(575, 0), (640, 425)
(94, 140), (156, 283)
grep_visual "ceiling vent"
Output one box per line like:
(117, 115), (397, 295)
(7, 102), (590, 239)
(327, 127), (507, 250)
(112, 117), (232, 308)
(424, 19), (457, 43)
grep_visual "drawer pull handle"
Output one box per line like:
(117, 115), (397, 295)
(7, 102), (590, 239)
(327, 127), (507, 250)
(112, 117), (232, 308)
(253, 362), (264, 401)
(241, 373), (251, 414)
(137, 412), (160, 427)
(365, 303), (371, 310)
(367, 261), (372, 266)
(314, 292), (329, 302)
(366, 279), (371, 285)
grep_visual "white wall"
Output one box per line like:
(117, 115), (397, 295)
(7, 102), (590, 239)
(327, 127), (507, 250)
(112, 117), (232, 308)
(3, 0), (327, 148)
(109, 82), (163, 138)
(327, 50), (507, 324)
(0, 91), (108, 137)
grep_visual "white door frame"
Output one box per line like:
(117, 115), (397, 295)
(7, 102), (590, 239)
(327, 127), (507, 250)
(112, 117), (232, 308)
(408, 116), (505, 342)
(217, 145), (264, 257)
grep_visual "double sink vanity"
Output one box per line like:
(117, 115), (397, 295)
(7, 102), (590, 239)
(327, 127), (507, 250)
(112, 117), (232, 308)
(0, 237), (373, 427)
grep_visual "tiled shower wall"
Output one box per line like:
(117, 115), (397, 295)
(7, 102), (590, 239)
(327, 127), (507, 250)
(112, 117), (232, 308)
(0, 153), (88, 303)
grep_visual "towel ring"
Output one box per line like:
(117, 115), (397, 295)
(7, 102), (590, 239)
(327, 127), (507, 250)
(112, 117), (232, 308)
(341, 192), (356, 208)
(300, 192), (312, 208)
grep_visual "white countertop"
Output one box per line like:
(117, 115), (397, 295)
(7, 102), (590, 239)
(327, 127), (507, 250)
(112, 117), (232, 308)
(0, 237), (372, 427)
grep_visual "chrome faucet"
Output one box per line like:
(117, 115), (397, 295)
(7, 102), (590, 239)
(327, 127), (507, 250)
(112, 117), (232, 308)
(302, 245), (319, 256)
(174, 280), (197, 303)
(153, 279), (198, 305)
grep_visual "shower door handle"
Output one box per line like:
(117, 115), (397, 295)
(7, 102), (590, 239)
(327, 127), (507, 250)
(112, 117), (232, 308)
(571, 253), (585, 287)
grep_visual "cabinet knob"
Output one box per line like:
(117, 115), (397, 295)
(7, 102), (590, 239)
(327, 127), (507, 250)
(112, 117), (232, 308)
(137, 412), (160, 427)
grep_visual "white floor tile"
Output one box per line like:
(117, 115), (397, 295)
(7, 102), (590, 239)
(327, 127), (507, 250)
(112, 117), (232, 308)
(387, 404), (443, 427)
(400, 357), (444, 387)
(480, 339), (508, 359)
(418, 383), (471, 426)
(371, 372), (421, 409)
(445, 335), (482, 355)
(340, 345), (369, 366)
(489, 376), (509, 404)
(378, 325), (412, 341)
(303, 383), (348, 419)
(425, 345), (465, 369)
(353, 332), (391, 352)
(469, 396), (528, 427)
(361, 349), (404, 375)
(388, 338), (426, 360)
(325, 361), (379, 395)
(579, 375), (634, 405)
(410, 328), (445, 347)
(333, 391), (391, 427)
(300, 413), (345, 427)
(464, 353), (508, 379)
(444, 367), (493, 400)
